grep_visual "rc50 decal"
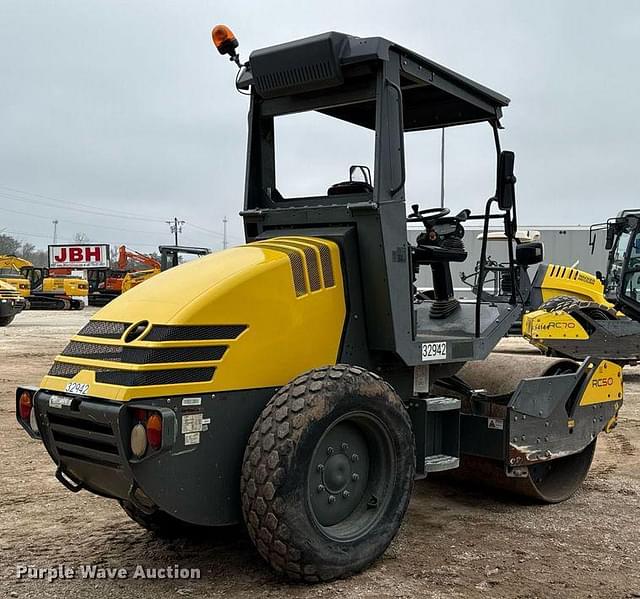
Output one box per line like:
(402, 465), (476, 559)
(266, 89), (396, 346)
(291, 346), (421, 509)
(580, 361), (623, 406)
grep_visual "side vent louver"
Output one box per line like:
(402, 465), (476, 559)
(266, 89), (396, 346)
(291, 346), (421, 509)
(253, 237), (337, 297)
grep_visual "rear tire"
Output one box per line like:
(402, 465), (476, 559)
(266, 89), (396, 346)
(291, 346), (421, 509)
(0, 315), (15, 326)
(240, 365), (415, 582)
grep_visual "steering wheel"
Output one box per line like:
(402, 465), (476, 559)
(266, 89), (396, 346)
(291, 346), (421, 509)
(406, 205), (450, 224)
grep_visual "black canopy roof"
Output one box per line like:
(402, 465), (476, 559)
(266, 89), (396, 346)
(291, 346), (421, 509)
(239, 32), (509, 131)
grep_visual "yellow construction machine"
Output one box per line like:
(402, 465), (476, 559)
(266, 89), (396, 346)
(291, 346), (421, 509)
(15, 26), (624, 583)
(0, 255), (87, 310)
(521, 211), (640, 363)
(117, 246), (161, 293)
(0, 279), (26, 325)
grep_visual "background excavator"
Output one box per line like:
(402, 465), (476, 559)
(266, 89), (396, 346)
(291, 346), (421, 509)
(0, 255), (87, 310)
(117, 246), (161, 293)
(87, 268), (128, 306)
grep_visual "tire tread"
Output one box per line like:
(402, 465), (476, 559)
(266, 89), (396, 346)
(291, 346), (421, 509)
(240, 365), (412, 582)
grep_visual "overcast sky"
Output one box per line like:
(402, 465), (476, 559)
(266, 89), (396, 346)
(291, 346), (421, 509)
(1, 0), (639, 251)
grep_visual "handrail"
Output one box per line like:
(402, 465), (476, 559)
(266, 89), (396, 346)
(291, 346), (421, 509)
(386, 80), (406, 196)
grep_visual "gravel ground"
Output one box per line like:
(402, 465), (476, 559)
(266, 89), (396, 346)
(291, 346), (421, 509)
(1, 309), (639, 599)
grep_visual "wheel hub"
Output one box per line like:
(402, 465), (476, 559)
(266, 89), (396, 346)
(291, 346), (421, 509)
(323, 453), (351, 494)
(308, 421), (370, 527)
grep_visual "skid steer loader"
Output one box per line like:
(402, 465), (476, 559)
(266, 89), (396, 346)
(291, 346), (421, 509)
(521, 210), (640, 362)
(15, 27), (623, 582)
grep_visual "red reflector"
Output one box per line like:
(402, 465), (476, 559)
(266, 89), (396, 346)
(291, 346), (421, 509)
(146, 413), (162, 450)
(19, 391), (32, 421)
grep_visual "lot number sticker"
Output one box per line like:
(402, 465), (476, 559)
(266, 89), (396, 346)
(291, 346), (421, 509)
(64, 382), (89, 396)
(421, 342), (447, 362)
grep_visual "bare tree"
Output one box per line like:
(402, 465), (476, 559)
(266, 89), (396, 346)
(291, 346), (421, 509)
(73, 232), (91, 243)
(0, 234), (21, 255)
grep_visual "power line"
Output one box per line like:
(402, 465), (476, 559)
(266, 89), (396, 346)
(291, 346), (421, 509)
(0, 190), (168, 224)
(5, 229), (160, 248)
(3, 211), (215, 249)
(0, 206), (165, 236)
(187, 220), (243, 241)
(184, 221), (225, 238)
(5, 229), (59, 240)
(0, 184), (244, 243)
(0, 184), (168, 222)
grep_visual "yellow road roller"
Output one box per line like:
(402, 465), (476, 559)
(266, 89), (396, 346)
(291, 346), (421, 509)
(16, 27), (623, 582)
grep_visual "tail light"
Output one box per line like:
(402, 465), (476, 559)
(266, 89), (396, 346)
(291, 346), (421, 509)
(146, 413), (163, 450)
(132, 408), (147, 422)
(17, 388), (39, 436)
(130, 422), (147, 458)
(129, 409), (162, 457)
(19, 390), (32, 421)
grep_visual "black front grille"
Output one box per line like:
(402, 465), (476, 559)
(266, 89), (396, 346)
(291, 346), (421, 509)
(47, 411), (120, 468)
(95, 367), (215, 386)
(61, 341), (227, 363)
(145, 324), (246, 341)
(48, 361), (215, 386)
(49, 362), (83, 378)
(78, 320), (130, 339)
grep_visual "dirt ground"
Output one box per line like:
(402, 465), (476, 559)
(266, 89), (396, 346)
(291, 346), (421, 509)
(1, 309), (639, 599)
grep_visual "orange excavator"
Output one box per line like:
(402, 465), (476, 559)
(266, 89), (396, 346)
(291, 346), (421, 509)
(87, 268), (128, 306)
(117, 246), (161, 293)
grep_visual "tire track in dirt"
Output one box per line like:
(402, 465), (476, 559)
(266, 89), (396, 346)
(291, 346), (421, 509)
(1, 314), (640, 598)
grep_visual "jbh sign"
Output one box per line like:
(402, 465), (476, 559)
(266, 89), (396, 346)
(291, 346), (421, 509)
(48, 245), (110, 269)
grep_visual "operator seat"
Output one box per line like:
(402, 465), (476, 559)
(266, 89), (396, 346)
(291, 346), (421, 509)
(409, 205), (470, 319)
(327, 165), (373, 196)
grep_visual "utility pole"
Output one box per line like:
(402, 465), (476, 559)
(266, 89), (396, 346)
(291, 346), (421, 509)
(52, 220), (59, 244)
(440, 128), (445, 208)
(166, 217), (185, 245)
(223, 216), (228, 250)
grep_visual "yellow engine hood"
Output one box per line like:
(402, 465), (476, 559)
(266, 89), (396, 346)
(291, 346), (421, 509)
(41, 238), (346, 400)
